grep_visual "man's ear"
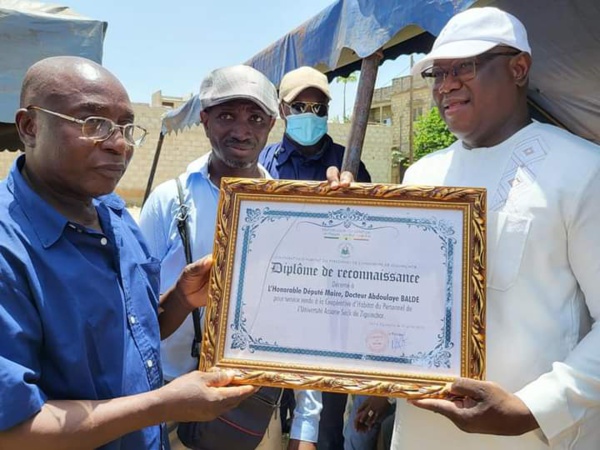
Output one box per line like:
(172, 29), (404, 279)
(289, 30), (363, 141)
(511, 52), (532, 88)
(15, 108), (37, 148)
(279, 103), (288, 124)
(268, 116), (277, 133)
(200, 110), (210, 135)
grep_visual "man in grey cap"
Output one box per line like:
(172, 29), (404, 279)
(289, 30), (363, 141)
(139, 65), (322, 450)
(329, 6), (600, 450)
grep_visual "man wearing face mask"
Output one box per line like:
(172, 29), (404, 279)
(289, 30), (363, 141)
(259, 66), (371, 185)
(260, 66), (371, 450)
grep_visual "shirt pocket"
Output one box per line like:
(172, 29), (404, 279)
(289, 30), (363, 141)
(487, 211), (531, 291)
(137, 256), (161, 304)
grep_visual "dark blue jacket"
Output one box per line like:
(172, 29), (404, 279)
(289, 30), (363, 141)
(259, 134), (371, 182)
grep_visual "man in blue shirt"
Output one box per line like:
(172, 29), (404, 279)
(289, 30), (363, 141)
(259, 66), (371, 450)
(0, 56), (254, 450)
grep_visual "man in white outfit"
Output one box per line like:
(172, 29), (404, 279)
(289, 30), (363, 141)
(140, 65), (321, 450)
(389, 7), (600, 450)
(328, 6), (600, 450)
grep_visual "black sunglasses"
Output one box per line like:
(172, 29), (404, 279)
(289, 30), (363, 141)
(288, 101), (329, 117)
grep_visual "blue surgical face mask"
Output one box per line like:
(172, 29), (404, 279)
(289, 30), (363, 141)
(285, 113), (328, 146)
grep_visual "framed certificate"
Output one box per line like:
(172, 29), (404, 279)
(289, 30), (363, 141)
(200, 179), (486, 398)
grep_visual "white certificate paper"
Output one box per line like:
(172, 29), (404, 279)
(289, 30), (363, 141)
(202, 180), (486, 397)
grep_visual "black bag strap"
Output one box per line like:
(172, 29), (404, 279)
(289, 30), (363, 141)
(174, 177), (203, 359)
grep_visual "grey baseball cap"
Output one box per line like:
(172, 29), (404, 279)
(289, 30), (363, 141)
(199, 65), (278, 117)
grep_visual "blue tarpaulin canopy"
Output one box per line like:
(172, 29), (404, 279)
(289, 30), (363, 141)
(159, 0), (600, 141)
(0, 0), (106, 151)
(146, 0), (600, 201)
(160, 95), (201, 135)
(246, 0), (475, 87)
(245, 0), (600, 144)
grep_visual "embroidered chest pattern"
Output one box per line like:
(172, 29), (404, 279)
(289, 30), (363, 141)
(490, 136), (548, 213)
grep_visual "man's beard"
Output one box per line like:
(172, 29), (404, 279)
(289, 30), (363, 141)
(211, 147), (257, 170)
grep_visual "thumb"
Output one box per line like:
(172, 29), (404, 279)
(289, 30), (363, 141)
(409, 397), (460, 419)
(205, 370), (258, 403)
(184, 254), (213, 279)
(340, 170), (355, 185)
(202, 370), (235, 388)
(447, 378), (486, 399)
(326, 165), (341, 184)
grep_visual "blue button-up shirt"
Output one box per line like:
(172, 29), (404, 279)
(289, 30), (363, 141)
(0, 156), (166, 449)
(259, 134), (372, 182)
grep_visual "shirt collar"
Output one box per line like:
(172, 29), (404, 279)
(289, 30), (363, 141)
(184, 151), (272, 187)
(96, 193), (126, 211)
(184, 152), (212, 185)
(277, 134), (334, 167)
(7, 155), (125, 249)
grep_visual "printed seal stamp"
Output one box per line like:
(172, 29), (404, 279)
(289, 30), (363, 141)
(366, 329), (389, 353)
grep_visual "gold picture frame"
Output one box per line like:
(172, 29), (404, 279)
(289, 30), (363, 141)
(200, 179), (486, 398)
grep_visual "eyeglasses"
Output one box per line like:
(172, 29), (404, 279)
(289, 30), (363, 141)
(421, 51), (521, 88)
(26, 106), (148, 147)
(287, 101), (329, 117)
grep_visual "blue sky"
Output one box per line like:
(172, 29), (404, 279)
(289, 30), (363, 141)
(61, 0), (413, 120)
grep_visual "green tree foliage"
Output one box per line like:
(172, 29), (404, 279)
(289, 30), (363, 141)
(393, 106), (456, 167)
(335, 72), (358, 122)
(412, 107), (456, 162)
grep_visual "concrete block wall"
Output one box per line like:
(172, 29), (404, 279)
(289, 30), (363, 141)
(327, 122), (392, 184)
(116, 103), (213, 204)
(0, 102), (394, 205)
(0, 150), (18, 178)
(390, 86), (434, 154)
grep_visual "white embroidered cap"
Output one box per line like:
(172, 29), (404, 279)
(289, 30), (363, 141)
(412, 7), (531, 76)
